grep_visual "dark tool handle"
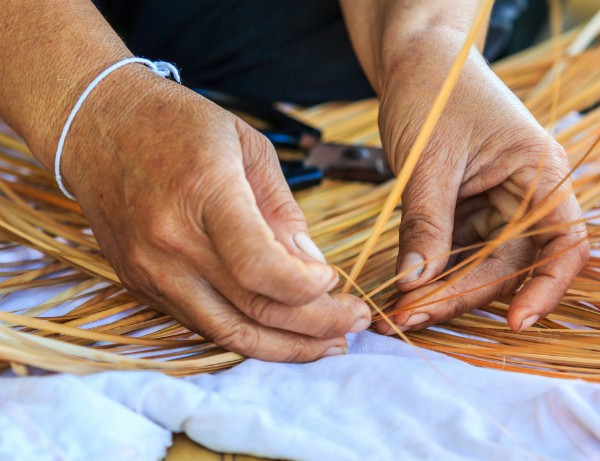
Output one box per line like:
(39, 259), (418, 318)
(260, 131), (302, 149)
(193, 88), (322, 149)
(280, 161), (323, 191)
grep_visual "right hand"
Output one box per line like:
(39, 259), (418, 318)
(61, 67), (371, 361)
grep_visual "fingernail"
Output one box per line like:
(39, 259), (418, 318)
(403, 312), (430, 327)
(349, 317), (371, 333)
(322, 346), (348, 357)
(294, 233), (327, 264)
(519, 314), (539, 331)
(398, 252), (425, 283)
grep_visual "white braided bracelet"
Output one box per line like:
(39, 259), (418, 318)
(54, 57), (181, 200)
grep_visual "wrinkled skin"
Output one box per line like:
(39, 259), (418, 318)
(0, 1), (589, 362)
(373, 36), (588, 334)
(62, 70), (371, 362)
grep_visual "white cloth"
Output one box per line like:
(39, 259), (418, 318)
(0, 374), (171, 461)
(0, 331), (598, 461)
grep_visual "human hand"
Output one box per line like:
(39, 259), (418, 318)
(375, 34), (588, 334)
(60, 67), (371, 361)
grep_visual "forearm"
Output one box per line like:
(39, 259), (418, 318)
(339, 0), (490, 93)
(0, 0), (132, 168)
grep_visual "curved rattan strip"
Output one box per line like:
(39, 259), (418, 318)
(0, 26), (598, 377)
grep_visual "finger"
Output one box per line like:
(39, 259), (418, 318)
(506, 231), (587, 332)
(200, 127), (337, 306)
(376, 231), (536, 334)
(506, 193), (588, 331)
(506, 145), (589, 331)
(396, 161), (460, 290)
(191, 251), (371, 339)
(239, 125), (327, 264)
(211, 270), (372, 339)
(155, 274), (349, 362)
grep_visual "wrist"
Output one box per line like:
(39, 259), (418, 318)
(379, 28), (485, 96)
(56, 64), (175, 198)
(342, 0), (486, 94)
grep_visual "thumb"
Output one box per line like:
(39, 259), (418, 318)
(239, 123), (329, 266)
(396, 169), (459, 290)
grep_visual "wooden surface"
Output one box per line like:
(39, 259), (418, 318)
(565, 0), (600, 28)
(166, 434), (270, 461)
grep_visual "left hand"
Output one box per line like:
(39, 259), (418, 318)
(374, 34), (589, 334)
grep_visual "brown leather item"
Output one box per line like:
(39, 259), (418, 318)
(305, 143), (393, 183)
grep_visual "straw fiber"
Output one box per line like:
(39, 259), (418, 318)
(0, 18), (599, 380)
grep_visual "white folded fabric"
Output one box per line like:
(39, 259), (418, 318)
(0, 374), (170, 461)
(0, 331), (598, 461)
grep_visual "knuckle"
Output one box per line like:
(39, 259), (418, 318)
(501, 270), (527, 296)
(262, 194), (304, 224)
(577, 238), (591, 266)
(448, 287), (468, 318)
(509, 135), (555, 160)
(400, 211), (445, 241)
(285, 339), (312, 362)
(426, 281), (469, 320)
(506, 252), (534, 276)
(315, 319), (344, 339)
(237, 123), (278, 167)
(542, 255), (565, 280)
(119, 246), (163, 293)
(314, 298), (355, 338)
(520, 142), (569, 178)
(144, 214), (188, 253)
(244, 294), (287, 327)
(503, 240), (537, 270)
(199, 173), (241, 225)
(211, 320), (261, 356)
(542, 160), (569, 182)
(236, 117), (269, 147)
(567, 228), (590, 270)
(549, 141), (569, 163)
(545, 227), (590, 278)
(244, 294), (271, 321)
